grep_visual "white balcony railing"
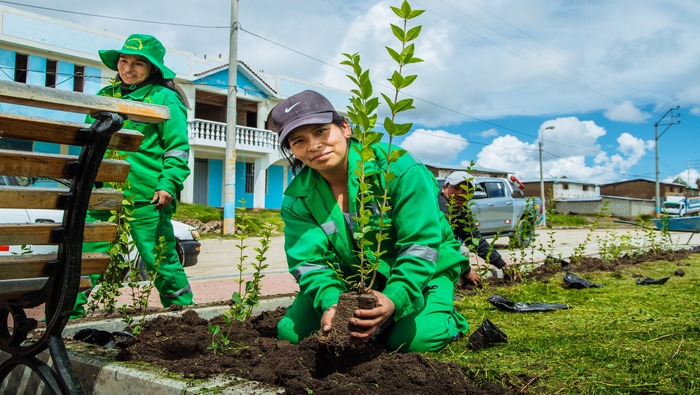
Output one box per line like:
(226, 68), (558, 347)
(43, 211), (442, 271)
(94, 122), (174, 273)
(188, 119), (279, 150)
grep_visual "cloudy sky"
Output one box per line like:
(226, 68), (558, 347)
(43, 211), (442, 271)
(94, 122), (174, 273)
(11, 0), (700, 185)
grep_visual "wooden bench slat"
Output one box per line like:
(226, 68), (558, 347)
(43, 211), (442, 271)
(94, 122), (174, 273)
(0, 80), (169, 123)
(0, 149), (130, 183)
(0, 113), (144, 151)
(0, 222), (118, 245)
(0, 186), (123, 211)
(0, 252), (111, 280)
(0, 276), (99, 299)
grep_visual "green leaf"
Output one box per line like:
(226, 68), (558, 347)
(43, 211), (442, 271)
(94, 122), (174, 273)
(393, 122), (413, 136)
(389, 148), (405, 162)
(401, 74), (418, 89)
(389, 71), (404, 90)
(408, 9), (425, 20)
(405, 26), (422, 42)
(385, 47), (401, 63)
(390, 24), (405, 43)
(405, 56), (424, 65)
(394, 98), (415, 113)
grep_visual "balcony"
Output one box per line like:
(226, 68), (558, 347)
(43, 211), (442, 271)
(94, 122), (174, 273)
(188, 119), (279, 154)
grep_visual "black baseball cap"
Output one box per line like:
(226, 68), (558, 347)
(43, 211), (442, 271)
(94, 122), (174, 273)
(271, 90), (335, 143)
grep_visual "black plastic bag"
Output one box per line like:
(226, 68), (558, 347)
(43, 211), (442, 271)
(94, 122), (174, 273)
(74, 328), (134, 349)
(563, 272), (604, 289)
(468, 319), (508, 350)
(636, 276), (670, 285)
(487, 294), (570, 312)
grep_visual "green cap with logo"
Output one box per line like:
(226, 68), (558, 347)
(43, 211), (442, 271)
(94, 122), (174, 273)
(99, 34), (176, 79)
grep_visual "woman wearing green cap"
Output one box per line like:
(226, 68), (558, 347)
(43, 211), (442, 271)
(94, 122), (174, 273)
(272, 90), (481, 352)
(73, 34), (193, 316)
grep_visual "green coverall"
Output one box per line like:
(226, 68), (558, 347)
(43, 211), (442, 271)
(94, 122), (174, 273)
(277, 140), (471, 352)
(73, 82), (193, 317)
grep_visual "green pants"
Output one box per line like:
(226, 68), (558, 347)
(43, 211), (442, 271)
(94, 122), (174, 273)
(278, 275), (468, 352)
(73, 203), (193, 317)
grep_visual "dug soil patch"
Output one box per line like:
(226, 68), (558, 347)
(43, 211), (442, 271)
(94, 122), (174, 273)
(114, 247), (698, 394)
(116, 308), (511, 394)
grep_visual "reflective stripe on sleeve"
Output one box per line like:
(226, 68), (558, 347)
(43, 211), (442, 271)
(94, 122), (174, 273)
(163, 284), (192, 299)
(293, 263), (330, 282)
(164, 150), (189, 161)
(320, 221), (339, 235)
(398, 244), (438, 263)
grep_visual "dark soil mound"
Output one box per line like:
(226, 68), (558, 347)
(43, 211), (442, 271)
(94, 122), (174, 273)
(115, 247), (699, 394)
(525, 248), (696, 282)
(116, 308), (511, 394)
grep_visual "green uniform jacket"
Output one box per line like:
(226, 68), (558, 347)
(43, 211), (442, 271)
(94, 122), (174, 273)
(282, 140), (469, 321)
(95, 83), (190, 203)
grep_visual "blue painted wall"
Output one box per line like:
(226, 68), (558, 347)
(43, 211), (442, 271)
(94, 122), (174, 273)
(266, 165), (286, 209)
(208, 159), (223, 207)
(194, 68), (268, 99)
(0, 49), (13, 81)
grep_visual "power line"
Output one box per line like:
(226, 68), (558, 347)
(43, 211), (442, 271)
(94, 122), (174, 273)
(414, 0), (629, 104)
(455, 0), (658, 103)
(0, 1), (229, 28)
(6, 1), (667, 180)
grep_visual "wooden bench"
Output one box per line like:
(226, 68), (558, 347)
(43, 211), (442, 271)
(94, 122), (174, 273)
(0, 80), (169, 394)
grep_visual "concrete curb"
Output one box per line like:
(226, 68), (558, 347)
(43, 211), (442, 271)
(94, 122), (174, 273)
(2, 297), (294, 394)
(71, 352), (284, 395)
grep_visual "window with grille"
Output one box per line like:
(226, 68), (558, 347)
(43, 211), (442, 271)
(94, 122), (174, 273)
(73, 65), (85, 92)
(45, 59), (57, 88)
(14, 53), (28, 83)
(245, 163), (255, 193)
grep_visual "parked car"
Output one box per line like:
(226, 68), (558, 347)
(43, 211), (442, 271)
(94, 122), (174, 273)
(437, 175), (542, 247)
(0, 176), (200, 268)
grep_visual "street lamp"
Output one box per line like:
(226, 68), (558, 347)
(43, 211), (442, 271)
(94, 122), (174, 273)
(539, 125), (555, 226)
(654, 106), (680, 217)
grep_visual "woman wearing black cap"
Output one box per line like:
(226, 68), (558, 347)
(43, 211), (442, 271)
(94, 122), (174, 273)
(272, 90), (480, 352)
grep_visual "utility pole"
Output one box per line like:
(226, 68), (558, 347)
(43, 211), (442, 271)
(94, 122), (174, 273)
(223, 0), (239, 235)
(654, 106), (680, 217)
(539, 125), (555, 226)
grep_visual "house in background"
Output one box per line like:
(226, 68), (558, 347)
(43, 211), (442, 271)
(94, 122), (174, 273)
(0, 4), (357, 210)
(599, 178), (693, 200)
(520, 177), (599, 201)
(425, 163), (511, 179)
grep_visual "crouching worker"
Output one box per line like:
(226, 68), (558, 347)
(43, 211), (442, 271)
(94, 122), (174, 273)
(439, 171), (516, 285)
(271, 90), (480, 352)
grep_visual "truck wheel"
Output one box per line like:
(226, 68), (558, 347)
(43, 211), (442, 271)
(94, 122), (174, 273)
(512, 218), (535, 248)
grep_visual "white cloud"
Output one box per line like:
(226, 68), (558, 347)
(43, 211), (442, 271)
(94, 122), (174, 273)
(664, 168), (700, 185)
(604, 101), (651, 123)
(400, 129), (468, 163)
(476, 118), (653, 183)
(480, 128), (499, 138)
(16, 0), (700, 184)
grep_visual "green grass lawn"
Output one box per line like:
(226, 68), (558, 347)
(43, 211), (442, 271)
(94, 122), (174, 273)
(443, 256), (700, 394)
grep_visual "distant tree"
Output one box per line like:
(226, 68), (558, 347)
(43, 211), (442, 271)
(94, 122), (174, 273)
(672, 177), (689, 187)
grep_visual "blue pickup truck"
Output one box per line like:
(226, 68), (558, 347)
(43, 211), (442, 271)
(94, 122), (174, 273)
(438, 176), (542, 248)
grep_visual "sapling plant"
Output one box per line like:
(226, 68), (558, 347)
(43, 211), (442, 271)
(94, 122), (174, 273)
(338, 0), (424, 293)
(121, 236), (164, 335)
(570, 201), (610, 265)
(87, 151), (137, 316)
(208, 200), (271, 354)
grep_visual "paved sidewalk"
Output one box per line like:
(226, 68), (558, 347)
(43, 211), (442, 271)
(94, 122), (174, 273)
(26, 227), (700, 321)
(131, 227), (700, 309)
